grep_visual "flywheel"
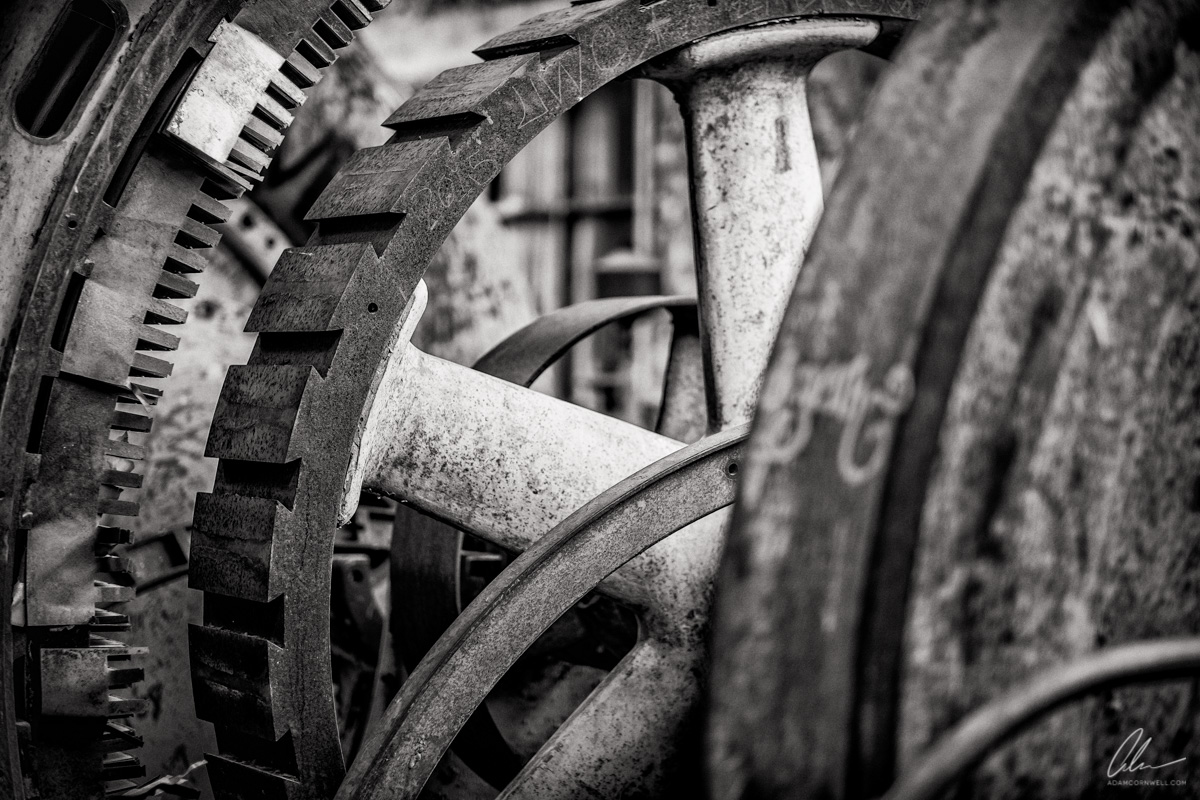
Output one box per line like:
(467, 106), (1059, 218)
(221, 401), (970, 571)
(710, 0), (1200, 798)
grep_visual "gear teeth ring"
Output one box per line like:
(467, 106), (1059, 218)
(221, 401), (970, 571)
(6, 0), (389, 795)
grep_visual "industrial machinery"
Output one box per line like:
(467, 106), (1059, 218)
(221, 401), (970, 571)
(3, 0), (1199, 799)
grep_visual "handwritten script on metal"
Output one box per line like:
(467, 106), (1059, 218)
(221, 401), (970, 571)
(759, 354), (914, 486)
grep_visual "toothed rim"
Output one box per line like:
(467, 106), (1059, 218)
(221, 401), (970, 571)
(0, 0), (389, 796)
(188, 2), (924, 797)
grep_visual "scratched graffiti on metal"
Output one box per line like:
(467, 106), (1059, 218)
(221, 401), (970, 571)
(760, 354), (914, 485)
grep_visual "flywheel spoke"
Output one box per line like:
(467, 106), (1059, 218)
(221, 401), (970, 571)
(340, 425), (748, 799)
(353, 287), (683, 601)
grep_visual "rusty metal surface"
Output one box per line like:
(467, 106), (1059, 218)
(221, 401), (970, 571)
(341, 424), (749, 799)
(707, 2), (1198, 799)
(189, 1), (925, 797)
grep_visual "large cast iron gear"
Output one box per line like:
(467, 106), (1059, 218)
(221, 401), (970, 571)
(188, 1), (928, 798)
(0, 0), (389, 796)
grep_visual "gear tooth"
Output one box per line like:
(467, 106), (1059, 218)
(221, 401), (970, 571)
(255, 92), (296, 131)
(87, 636), (146, 654)
(190, 625), (288, 740)
(243, 115), (286, 152)
(283, 49), (322, 88)
(94, 583), (137, 604)
(144, 297), (189, 325)
(315, 8), (353, 48)
(192, 493), (284, 602)
(268, 70), (306, 110)
(246, 244), (376, 332)
(297, 32), (336, 69)
(130, 352), (174, 378)
(164, 241), (213, 274)
(206, 366), (313, 463)
(103, 437), (145, 461)
(204, 158), (256, 195)
(101, 468), (143, 489)
(200, 176), (242, 203)
(305, 139), (442, 221)
(135, 323), (181, 352)
(98, 498), (140, 518)
(229, 139), (272, 175)
(360, 0), (391, 11)
(189, 189), (234, 225)
(154, 270), (200, 300)
(383, 55), (535, 140)
(224, 159), (266, 184)
(332, 0), (372, 31)
(96, 554), (133, 576)
(177, 217), (222, 249)
(205, 752), (303, 800)
(126, 383), (163, 403)
(472, 0), (593, 61)
(96, 526), (135, 548)
(102, 752), (145, 782)
(100, 722), (143, 754)
(105, 696), (150, 719)
(475, 32), (580, 60)
(110, 409), (153, 432)
(91, 609), (133, 634)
